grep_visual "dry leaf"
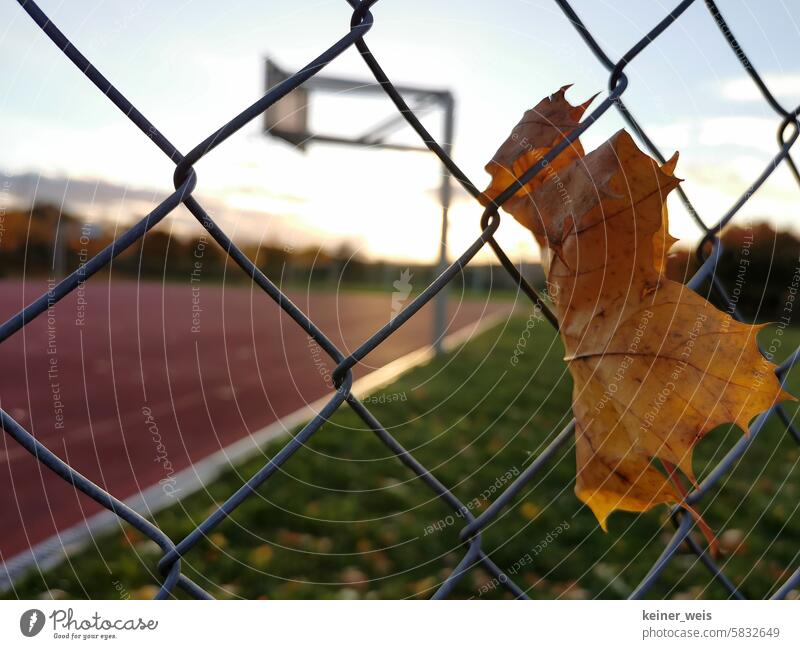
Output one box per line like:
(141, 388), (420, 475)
(484, 89), (794, 531)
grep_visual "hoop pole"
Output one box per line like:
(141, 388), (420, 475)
(433, 95), (454, 354)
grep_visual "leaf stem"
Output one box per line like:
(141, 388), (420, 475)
(660, 459), (719, 557)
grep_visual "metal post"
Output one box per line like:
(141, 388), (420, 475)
(53, 222), (67, 279)
(433, 94), (454, 355)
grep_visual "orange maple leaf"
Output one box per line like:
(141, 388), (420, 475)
(484, 89), (794, 532)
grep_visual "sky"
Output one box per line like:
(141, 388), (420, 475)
(1, 0), (799, 264)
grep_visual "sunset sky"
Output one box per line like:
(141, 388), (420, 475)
(1, 0), (799, 263)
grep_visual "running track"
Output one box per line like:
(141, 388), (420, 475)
(0, 279), (510, 561)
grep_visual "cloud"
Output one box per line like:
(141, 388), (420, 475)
(644, 116), (782, 155)
(4, 171), (169, 212)
(719, 73), (800, 104)
(696, 116), (779, 153)
(0, 171), (360, 253)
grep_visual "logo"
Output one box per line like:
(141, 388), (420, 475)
(20, 609), (45, 637)
(390, 268), (413, 320)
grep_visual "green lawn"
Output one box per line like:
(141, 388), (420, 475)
(6, 316), (800, 600)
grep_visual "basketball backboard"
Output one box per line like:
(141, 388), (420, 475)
(262, 57), (455, 353)
(264, 60), (311, 149)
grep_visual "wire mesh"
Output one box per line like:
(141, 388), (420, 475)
(2, 0), (799, 600)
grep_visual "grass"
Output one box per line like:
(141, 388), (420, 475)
(5, 316), (800, 600)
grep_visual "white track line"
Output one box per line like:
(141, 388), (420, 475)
(0, 311), (507, 591)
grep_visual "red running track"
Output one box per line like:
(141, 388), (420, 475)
(0, 278), (510, 560)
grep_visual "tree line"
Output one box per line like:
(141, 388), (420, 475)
(0, 204), (542, 294)
(2, 205), (797, 319)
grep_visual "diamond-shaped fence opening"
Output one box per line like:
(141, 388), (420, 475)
(1, 0), (799, 599)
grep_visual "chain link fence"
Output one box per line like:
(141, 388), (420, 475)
(2, 0), (799, 599)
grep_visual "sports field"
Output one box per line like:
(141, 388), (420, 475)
(0, 278), (511, 566)
(4, 312), (798, 600)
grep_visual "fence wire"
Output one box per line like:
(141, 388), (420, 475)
(2, 0), (800, 599)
